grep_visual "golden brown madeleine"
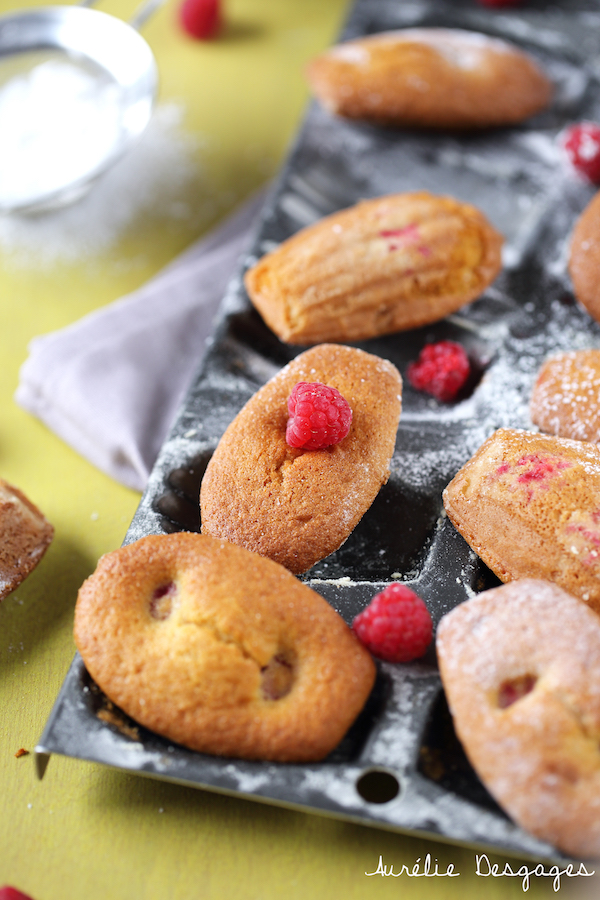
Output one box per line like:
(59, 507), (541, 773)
(74, 533), (376, 763)
(437, 580), (600, 859)
(569, 191), (600, 323)
(200, 344), (402, 574)
(0, 478), (53, 600)
(244, 192), (503, 345)
(443, 427), (600, 614)
(531, 349), (600, 444)
(306, 28), (552, 129)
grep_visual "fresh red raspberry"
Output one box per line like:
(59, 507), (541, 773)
(352, 583), (433, 663)
(0, 888), (35, 900)
(179, 0), (221, 39)
(562, 122), (600, 184)
(407, 340), (471, 403)
(286, 382), (352, 450)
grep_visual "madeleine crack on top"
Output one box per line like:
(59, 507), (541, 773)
(74, 532), (376, 763)
(200, 344), (402, 574)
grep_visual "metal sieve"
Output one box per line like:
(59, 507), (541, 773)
(0, 0), (165, 214)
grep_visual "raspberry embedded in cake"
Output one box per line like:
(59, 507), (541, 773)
(149, 581), (177, 620)
(286, 381), (352, 450)
(515, 454), (571, 485)
(493, 453), (572, 502)
(379, 223), (430, 255)
(260, 654), (294, 700)
(497, 674), (537, 708)
(563, 510), (600, 567)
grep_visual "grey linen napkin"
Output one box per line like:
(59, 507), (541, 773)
(15, 189), (266, 491)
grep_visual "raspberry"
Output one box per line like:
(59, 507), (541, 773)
(0, 889), (35, 900)
(352, 583), (433, 664)
(562, 122), (600, 184)
(179, 0), (221, 39)
(286, 382), (352, 450)
(407, 340), (470, 403)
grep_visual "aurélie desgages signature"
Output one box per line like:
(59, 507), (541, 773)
(365, 852), (596, 892)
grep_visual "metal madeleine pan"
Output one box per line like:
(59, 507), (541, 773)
(37, 0), (600, 864)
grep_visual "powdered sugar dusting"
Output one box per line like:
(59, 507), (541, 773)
(439, 579), (600, 692)
(373, 27), (514, 69)
(531, 349), (600, 443)
(0, 102), (203, 268)
(437, 580), (600, 856)
(366, 668), (438, 770)
(329, 43), (370, 65)
(329, 28), (514, 72)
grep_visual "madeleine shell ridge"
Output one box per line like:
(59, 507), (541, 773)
(244, 192), (503, 345)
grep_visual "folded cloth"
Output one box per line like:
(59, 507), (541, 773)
(15, 189), (267, 491)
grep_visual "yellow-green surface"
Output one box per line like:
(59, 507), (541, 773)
(0, 1), (598, 897)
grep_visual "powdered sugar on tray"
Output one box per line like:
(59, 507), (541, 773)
(0, 101), (202, 268)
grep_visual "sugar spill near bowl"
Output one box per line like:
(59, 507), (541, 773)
(0, 5), (158, 214)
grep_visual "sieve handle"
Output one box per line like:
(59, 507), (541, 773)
(128, 0), (170, 31)
(77, 0), (170, 31)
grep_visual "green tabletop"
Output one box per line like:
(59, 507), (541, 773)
(0, 1), (597, 897)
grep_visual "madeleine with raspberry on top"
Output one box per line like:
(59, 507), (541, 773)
(200, 344), (402, 574)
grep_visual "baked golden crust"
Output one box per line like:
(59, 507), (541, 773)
(306, 28), (552, 129)
(74, 532), (376, 763)
(443, 427), (600, 614)
(0, 478), (53, 600)
(569, 191), (600, 323)
(531, 349), (600, 444)
(200, 344), (402, 574)
(244, 192), (503, 345)
(437, 579), (600, 859)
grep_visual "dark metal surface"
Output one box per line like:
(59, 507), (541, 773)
(38, 0), (600, 863)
